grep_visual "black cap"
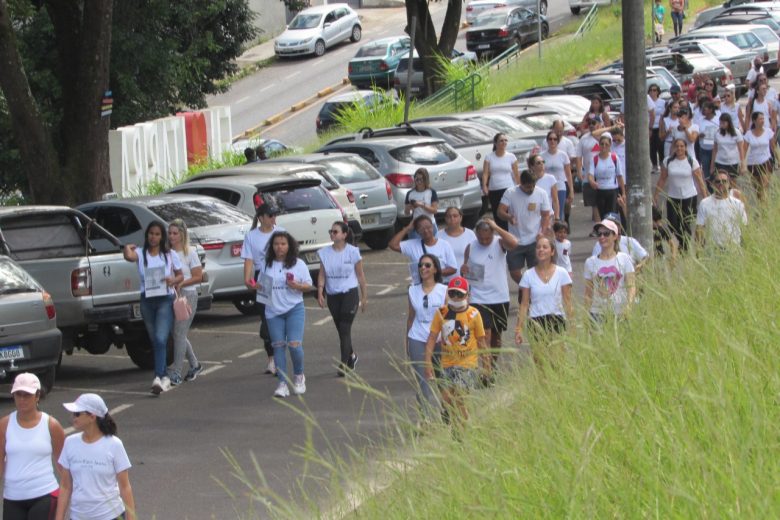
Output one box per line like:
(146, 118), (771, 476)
(669, 85), (681, 93)
(254, 196), (280, 216)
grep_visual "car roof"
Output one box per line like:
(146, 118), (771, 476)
(79, 193), (221, 209)
(690, 23), (771, 33)
(295, 3), (351, 14)
(325, 90), (378, 103)
(358, 36), (407, 47)
(263, 152), (357, 162)
(0, 205), (75, 217)
(173, 175), (322, 190)
(186, 161), (327, 182)
(322, 135), (447, 148)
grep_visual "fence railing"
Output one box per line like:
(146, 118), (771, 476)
(574, 4), (599, 38)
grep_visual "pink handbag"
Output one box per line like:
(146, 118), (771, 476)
(173, 290), (192, 321)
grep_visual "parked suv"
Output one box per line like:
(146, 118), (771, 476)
(318, 136), (483, 226)
(0, 256), (61, 393)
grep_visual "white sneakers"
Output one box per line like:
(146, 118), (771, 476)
(151, 376), (172, 395)
(273, 375), (306, 398)
(265, 358), (276, 375)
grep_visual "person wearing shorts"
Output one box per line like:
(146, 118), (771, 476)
(423, 277), (489, 427)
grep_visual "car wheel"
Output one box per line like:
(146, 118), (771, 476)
(541, 22), (549, 40)
(314, 39), (326, 57)
(539, 0), (548, 15)
(350, 24), (362, 43)
(233, 298), (262, 316)
(570, 6), (581, 14)
(38, 365), (56, 395)
(125, 333), (173, 370)
(363, 228), (393, 250)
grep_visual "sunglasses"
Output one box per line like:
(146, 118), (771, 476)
(418, 262), (433, 269)
(328, 229), (340, 234)
(72, 411), (87, 417)
(535, 160), (545, 166)
(713, 179), (729, 185)
(448, 290), (467, 298)
(596, 231), (613, 238)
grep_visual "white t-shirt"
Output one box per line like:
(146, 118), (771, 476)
(744, 129), (773, 165)
(58, 434), (132, 520)
(261, 258), (313, 318)
(484, 152), (518, 191)
(464, 236), (510, 304)
(535, 174), (558, 217)
(696, 195), (748, 248)
(3, 412), (58, 500)
(698, 117), (719, 151)
(554, 238), (573, 274)
(651, 96), (666, 128)
(519, 266), (572, 318)
(541, 135), (577, 160)
(578, 133), (599, 174)
(400, 238), (457, 284)
(592, 236), (649, 266)
(173, 249), (201, 294)
(590, 153), (623, 190)
(540, 149), (571, 190)
(407, 283), (447, 342)
(405, 188), (438, 220)
(499, 186), (552, 246)
(439, 228), (477, 279)
(750, 97), (772, 121)
(583, 252), (635, 316)
(136, 250), (182, 296)
(670, 123), (699, 157)
(241, 225), (285, 267)
(719, 103), (740, 128)
(663, 156), (700, 199)
(317, 244), (361, 294)
(612, 142), (627, 176)
(714, 130), (744, 165)
(662, 116), (677, 144)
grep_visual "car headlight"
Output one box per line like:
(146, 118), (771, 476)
(301, 37), (315, 44)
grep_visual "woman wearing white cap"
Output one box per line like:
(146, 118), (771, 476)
(55, 394), (136, 520)
(583, 219), (636, 322)
(0, 373), (65, 520)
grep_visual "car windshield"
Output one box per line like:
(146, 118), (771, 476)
(437, 124), (495, 145)
(701, 39), (743, 55)
(473, 13), (508, 27)
(752, 26), (779, 43)
(288, 13), (321, 29)
(472, 114), (535, 134)
(318, 156), (381, 183)
(151, 200), (251, 227)
(355, 45), (388, 58)
(517, 113), (558, 130)
(647, 75), (672, 91)
(0, 259), (39, 294)
(390, 143), (458, 165)
(320, 100), (362, 118)
(258, 186), (336, 213)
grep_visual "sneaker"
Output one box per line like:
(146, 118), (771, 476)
(160, 376), (172, 392)
(265, 358), (276, 375)
(347, 353), (358, 371)
(293, 374), (306, 395)
(169, 374), (183, 386)
(151, 377), (163, 395)
(273, 382), (290, 398)
(184, 364), (204, 382)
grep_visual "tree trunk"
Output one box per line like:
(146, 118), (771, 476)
(0, 0), (62, 203)
(405, 0), (462, 96)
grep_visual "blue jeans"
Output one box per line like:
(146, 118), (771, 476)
(557, 186), (567, 221)
(671, 11), (683, 35)
(266, 302), (305, 384)
(406, 338), (441, 415)
(140, 293), (175, 378)
(699, 147), (713, 184)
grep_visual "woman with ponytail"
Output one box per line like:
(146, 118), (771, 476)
(56, 394), (135, 520)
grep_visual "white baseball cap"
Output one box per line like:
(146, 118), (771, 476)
(11, 373), (41, 394)
(63, 393), (108, 418)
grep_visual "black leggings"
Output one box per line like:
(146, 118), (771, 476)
(667, 196), (697, 251)
(327, 287), (360, 365)
(650, 128), (663, 168)
(595, 188), (619, 220)
(488, 189), (509, 231)
(254, 270), (272, 357)
(3, 494), (57, 520)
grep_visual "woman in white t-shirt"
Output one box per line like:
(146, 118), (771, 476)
(719, 87), (744, 133)
(405, 168), (439, 238)
(654, 138), (707, 250)
(482, 133), (519, 230)
(1, 373), (65, 519)
(528, 153), (560, 220)
(56, 393), (135, 520)
(122, 221), (183, 395)
(389, 215), (458, 284)
(648, 83), (667, 173)
(744, 111), (774, 201)
(515, 236), (573, 366)
(167, 219), (203, 386)
(746, 82), (776, 135)
(588, 133), (625, 221)
(583, 219), (636, 321)
(406, 254), (447, 414)
(540, 131), (573, 217)
(260, 232), (314, 398)
(439, 207), (477, 281)
(317, 222), (367, 376)
(670, 107), (699, 158)
(659, 99), (680, 158)
(712, 112), (745, 187)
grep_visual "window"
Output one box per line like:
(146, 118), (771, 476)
(175, 187), (242, 206)
(338, 147), (381, 168)
(318, 156), (381, 184)
(389, 143), (457, 165)
(0, 213), (84, 260)
(437, 124), (495, 145)
(0, 258), (40, 294)
(91, 207), (142, 239)
(257, 186), (336, 214)
(151, 200), (251, 227)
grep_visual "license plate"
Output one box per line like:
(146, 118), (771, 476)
(132, 303), (142, 319)
(231, 243), (242, 257)
(0, 346), (24, 361)
(304, 251), (320, 264)
(439, 197), (460, 209)
(478, 44), (490, 50)
(361, 214), (378, 226)
(410, 87), (420, 93)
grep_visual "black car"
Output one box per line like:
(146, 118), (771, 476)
(702, 13), (780, 35)
(465, 6), (548, 59)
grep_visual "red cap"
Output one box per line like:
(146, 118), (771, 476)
(447, 276), (469, 294)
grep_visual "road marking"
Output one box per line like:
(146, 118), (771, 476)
(377, 285), (396, 296)
(238, 348), (264, 359)
(314, 316), (333, 326)
(258, 84), (274, 93)
(284, 71), (301, 80)
(191, 329), (258, 336)
(236, 95), (251, 104)
(64, 403), (134, 434)
(200, 364), (226, 377)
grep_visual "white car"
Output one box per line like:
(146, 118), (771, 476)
(274, 4), (362, 58)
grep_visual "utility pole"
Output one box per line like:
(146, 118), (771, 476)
(404, 16), (416, 123)
(622, 0), (653, 252)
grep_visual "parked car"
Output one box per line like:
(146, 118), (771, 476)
(568, 0), (611, 15)
(393, 49), (478, 97)
(644, 52), (735, 92)
(348, 36), (411, 89)
(672, 25), (776, 75)
(318, 136), (483, 226)
(78, 195), (253, 316)
(669, 39), (754, 93)
(316, 89), (395, 134)
(702, 12), (780, 35)
(511, 75), (625, 106)
(497, 94), (593, 130)
(230, 137), (298, 158)
(0, 256), (61, 393)
(466, 7), (549, 59)
(180, 160), (363, 242)
(465, 0), (549, 24)
(263, 153), (397, 249)
(409, 110), (551, 146)
(693, 0), (764, 29)
(0, 206), (193, 369)
(274, 3), (361, 58)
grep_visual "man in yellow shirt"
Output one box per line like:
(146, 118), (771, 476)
(424, 277), (490, 424)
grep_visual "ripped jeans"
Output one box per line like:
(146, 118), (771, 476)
(266, 302), (305, 384)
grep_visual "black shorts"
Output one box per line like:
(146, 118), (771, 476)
(582, 182), (597, 207)
(473, 302), (509, 333)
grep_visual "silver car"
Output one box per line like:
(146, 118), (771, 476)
(673, 25), (778, 76)
(274, 3), (362, 58)
(0, 256), (61, 392)
(78, 195), (252, 315)
(318, 136), (482, 226)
